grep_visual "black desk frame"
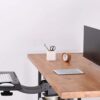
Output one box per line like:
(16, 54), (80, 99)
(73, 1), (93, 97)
(38, 71), (81, 100)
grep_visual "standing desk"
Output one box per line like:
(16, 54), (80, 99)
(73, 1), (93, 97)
(28, 53), (100, 100)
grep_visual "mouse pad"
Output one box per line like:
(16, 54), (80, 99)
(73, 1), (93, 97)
(53, 68), (84, 75)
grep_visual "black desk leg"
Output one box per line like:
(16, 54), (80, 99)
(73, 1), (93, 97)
(38, 71), (41, 100)
(77, 98), (81, 100)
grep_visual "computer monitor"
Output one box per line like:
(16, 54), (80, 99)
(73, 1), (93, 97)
(83, 25), (100, 65)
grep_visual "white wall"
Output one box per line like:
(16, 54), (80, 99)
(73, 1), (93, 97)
(0, 0), (100, 100)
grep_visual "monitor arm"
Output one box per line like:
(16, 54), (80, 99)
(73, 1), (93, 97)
(19, 80), (51, 94)
(0, 72), (57, 96)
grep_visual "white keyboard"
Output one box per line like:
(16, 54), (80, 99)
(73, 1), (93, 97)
(53, 68), (84, 75)
(0, 74), (13, 83)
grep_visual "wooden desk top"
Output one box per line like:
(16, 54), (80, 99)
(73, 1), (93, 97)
(28, 53), (100, 99)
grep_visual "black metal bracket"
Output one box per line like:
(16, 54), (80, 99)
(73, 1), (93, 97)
(1, 80), (56, 96)
(0, 80), (56, 96)
(0, 72), (57, 96)
(19, 80), (54, 94)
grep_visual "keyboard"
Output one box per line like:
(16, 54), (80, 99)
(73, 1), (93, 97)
(53, 68), (84, 75)
(0, 74), (13, 83)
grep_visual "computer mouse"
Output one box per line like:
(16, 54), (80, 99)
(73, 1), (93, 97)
(0, 83), (14, 87)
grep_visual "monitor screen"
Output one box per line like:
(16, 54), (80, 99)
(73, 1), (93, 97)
(83, 26), (100, 65)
